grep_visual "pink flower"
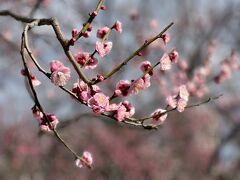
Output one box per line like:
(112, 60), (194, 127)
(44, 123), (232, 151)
(179, 85), (189, 101)
(36, 113), (59, 132)
(159, 53), (171, 71)
(75, 52), (98, 69)
(75, 151), (93, 168)
(88, 93), (109, 114)
(72, 28), (78, 38)
(31, 75), (41, 86)
(150, 108), (168, 125)
(128, 78), (145, 95)
(96, 26), (110, 39)
(128, 74), (151, 95)
(115, 80), (131, 96)
(21, 69), (41, 87)
(50, 60), (70, 86)
(113, 20), (122, 33)
(142, 74), (151, 88)
(96, 41), (112, 57)
(32, 107), (43, 121)
(140, 61), (152, 74)
(177, 98), (188, 112)
(113, 101), (135, 121)
(161, 33), (170, 45)
(168, 49), (179, 63)
(166, 85), (189, 112)
(72, 80), (91, 102)
(166, 96), (177, 108)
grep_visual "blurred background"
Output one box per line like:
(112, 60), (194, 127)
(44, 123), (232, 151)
(0, 0), (240, 179)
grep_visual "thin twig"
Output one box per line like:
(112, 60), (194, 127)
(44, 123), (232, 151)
(91, 22), (174, 84)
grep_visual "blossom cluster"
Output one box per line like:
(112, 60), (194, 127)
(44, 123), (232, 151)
(32, 107), (59, 132)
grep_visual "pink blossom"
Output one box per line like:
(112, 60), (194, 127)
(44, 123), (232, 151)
(168, 49), (179, 63)
(88, 93), (109, 114)
(128, 74), (151, 95)
(75, 52), (98, 69)
(166, 85), (189, 112)
(161, 33), (170, 45)
(89, 11), (97, 17)
(113, 20), (122, 33)
(100, 5), (107, 10)
(72, 80), (91, 102)
(176, 98), (188, 112)
(113, 101), (135, 121)
(166, 96), (177, 108)
(179, 85), (189, 101)
(32, 107), (43, 122)
(31, 75), (41, 86)
(140, 61), (152, 73)
(106, 103), (120, 111)
(72, 28), (78, 38)
(37, 113), (59, 132)
(159, 53), (171, 71)
(50, 60), (70, 86)
(115, 80), (131, 96)
(142, 74), (151, 88)
(97, 26), (110, 39)
(21, 69), (41, 87)
(128, 78), (145, 95)
(82, 31), (90, 38)
(96, 41), (112, 57)
(150, 108), (168, 125)
(75, 151), (93, 168)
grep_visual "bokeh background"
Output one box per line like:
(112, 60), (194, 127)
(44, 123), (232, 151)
(0, 0), (240, 179)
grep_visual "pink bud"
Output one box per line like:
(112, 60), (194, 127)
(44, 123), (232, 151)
(75, 151), (93, 168)
(161, 33), (170, 45)
(169, 49), (179, 63)
(96, 26), (110, 39)
(72, 28), (78, 38)
(113, 20), (122, 33)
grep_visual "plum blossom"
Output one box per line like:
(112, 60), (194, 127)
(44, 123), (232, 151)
(113, 20), (122, 33)
(168, 49), (179, 63)
(97, 26), (110, 39)
(75, 151), (93, 168)
(33, 112), (59, 132)
(72, 80), (91, 102)
(166, 85), (189, 112)
(150, 108), (168, 125)
(88, 93), (109, 114)
(108, 101), (135, 121)
(75, 51), (98, 69)
(21, 69), (41, 87)
(69, 28), (78, 45)
(50, 60), (70, 86)
(32, 107), (43, 121)
(128, 74), (151, 95)
(161, 33), (170, 45)
(31, 75), (41, 86)
(140, 61), (152, 75)
(96, 41), (112, 57)
(114, 80), (131, 96)
(159, 53), (171, 71)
